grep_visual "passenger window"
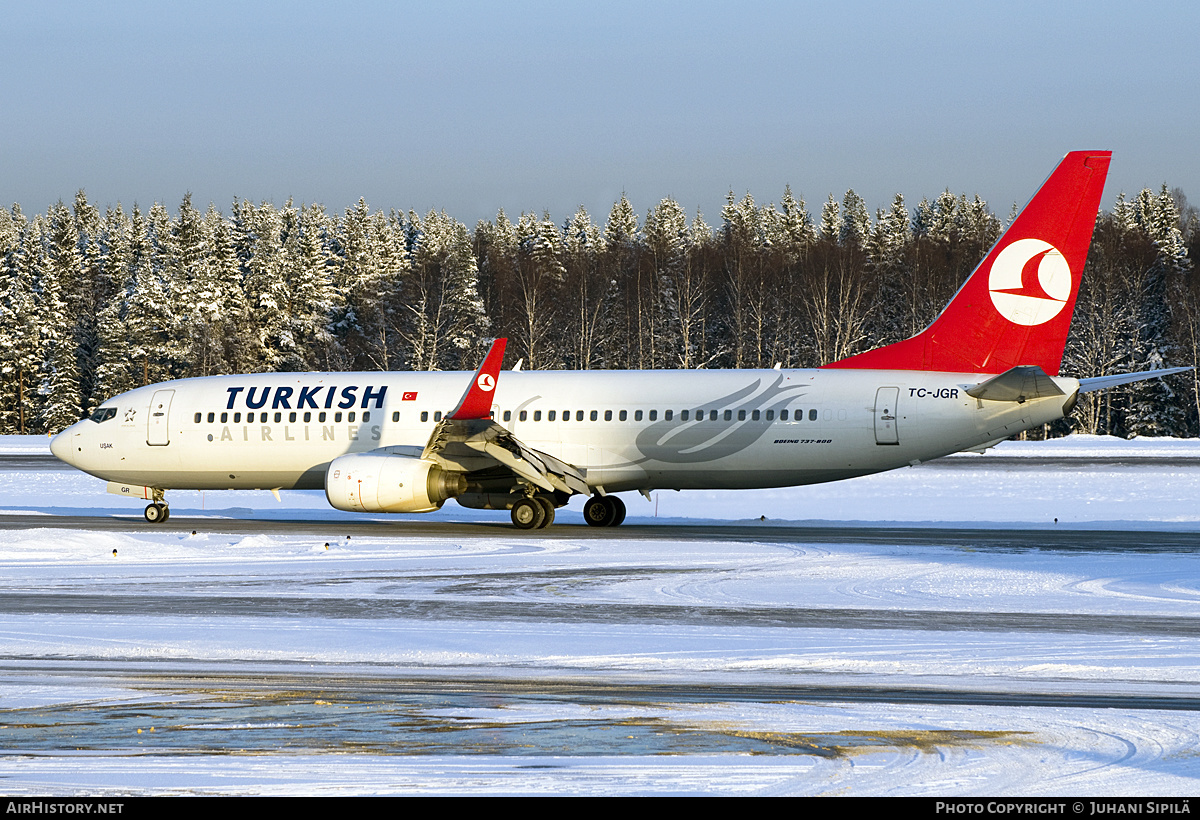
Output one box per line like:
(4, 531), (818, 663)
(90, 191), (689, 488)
(619, 410), (627, 421)
(207, 412), (215, 423)
(504, 410), (512, 422)
(781, 409), (789, 421)
(809, 409), (817, 421)
(738, 410), (746, 421)
(319, 412), (326, 422)
(681, 410), (689, 421)
(303, 412), (311, 422)
(634, 410), (643, 421)
(363, 411), (370, 422)
(649, 410), (657, 421)
(724, 410), (732, 421)
(590, 410), (597, 421)
(664, 410), (672, 421)
(276, 412), (284, 423)
(194, 412), (201, 423)
(392, 411), (400, 422)
(604, 410), (612, 421)
(221, 412), (228, 423)
(576, 410), (583, 421)
(709, 410), (718, 421)
(752, 409), (760, 421)
(289, 412), (297, 423)
(548, 411), (556, 421)
(534, 410), (542, 421)
(234, 413), (242, 423)
(766, 410), (775, 421)
(520, 410), (528, 422)
(434, 411), (442, 422)
(420, 411), (428, 422)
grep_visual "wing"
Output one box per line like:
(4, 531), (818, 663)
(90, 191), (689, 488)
(421, 338), (590, 497)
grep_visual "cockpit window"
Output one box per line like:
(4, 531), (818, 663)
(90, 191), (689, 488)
(89, 407), (117, 423)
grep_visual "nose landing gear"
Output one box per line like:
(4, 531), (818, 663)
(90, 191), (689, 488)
(144, 503), (170, 523)
(143, 488), (170, 523)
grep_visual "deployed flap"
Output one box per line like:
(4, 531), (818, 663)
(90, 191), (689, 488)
(423, 417), (589, 496)
(966, 365), (1066, 402)
(1078, 366), (1192, 394)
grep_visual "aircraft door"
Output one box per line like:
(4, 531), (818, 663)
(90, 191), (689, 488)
(147, 389), (175, 446)
(874, 387), (899, 445)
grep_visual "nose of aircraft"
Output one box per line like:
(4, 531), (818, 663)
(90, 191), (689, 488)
(49, 427), (76, 466)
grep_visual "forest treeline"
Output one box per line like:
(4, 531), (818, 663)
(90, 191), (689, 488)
(1, 183), (1196, 437)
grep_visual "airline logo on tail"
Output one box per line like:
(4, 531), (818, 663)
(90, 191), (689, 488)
(825, 150), (1111, 375)
(988, 239), (1071, 326)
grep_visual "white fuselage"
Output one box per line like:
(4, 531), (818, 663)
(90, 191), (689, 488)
(51, 367), (1077, 498)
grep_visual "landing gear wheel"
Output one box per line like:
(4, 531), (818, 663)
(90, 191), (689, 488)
(608, 495), (626, 526)
(511, 497), (546, 530)
(534, 496), (555, 528)
(144, 503), (168, 524)
(584, 495), (625, 527)
(584, 496), (612, 526)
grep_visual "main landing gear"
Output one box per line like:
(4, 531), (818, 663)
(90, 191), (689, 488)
(143, 489), (170, 523)
(583, 494), (625, 527)
(510, 496), (557, 530)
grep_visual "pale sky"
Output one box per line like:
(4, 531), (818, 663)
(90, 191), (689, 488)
(3, 0), (1197, 225)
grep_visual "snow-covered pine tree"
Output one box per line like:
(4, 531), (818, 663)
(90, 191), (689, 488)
(602, 195), (640, 368)
(560, 206), (608, 370)
(121, 205), (174, 388)
(1126, 186), (1191, 436)
(643, 197), (688, 368)
(838, 189), (871, 251)
(819, 194), (841, 242)
(93, 204), (137, 403)
(38, 203), (83, 431)
(0, 206), (43, 432)
(508, 212), (565, 370)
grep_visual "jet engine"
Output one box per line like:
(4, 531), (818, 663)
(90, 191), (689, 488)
(325, 451), (467, 513)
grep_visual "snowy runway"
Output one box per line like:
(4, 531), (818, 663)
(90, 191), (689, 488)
(1, 435), (1199, 794)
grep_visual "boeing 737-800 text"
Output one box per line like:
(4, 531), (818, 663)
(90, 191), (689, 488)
(50, 151), (1186, 528)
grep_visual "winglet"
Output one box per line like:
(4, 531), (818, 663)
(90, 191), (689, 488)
(449, 338), (507, 420)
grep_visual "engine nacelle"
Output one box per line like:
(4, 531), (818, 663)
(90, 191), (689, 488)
(324, 452), (466, 513)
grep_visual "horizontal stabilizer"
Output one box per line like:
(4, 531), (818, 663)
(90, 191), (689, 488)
(966, 366), (1066, 402)
(1078, 367), (1192, 394)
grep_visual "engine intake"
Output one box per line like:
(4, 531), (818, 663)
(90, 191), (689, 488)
(325, 452), (466, 513)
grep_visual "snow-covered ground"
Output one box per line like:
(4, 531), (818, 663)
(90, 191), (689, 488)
(1, 435), (1199, 795)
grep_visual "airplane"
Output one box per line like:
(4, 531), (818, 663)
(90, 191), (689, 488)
(50, 151), (1189, 529)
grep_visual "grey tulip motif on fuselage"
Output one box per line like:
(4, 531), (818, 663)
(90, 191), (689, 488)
(633, 373), (808, 463)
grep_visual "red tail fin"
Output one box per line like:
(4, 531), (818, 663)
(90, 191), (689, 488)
(825, 150), (1111, 375)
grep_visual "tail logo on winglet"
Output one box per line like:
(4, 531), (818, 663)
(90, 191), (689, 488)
(987, 238), (1071, 326)
(477, 373), (496, 391)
